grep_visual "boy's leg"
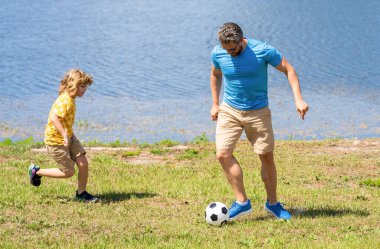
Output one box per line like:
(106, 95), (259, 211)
(28, 145), (75, 187)
(75, 155), (88, 194)
(37, 145), (76, 178)
(37, 168), (75, 178)
(69, 136), (98, 202)
(69, 136), (88, 194)
(74, 155), (98, 202)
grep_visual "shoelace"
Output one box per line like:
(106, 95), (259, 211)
(277, 202), (288, 211)
(230, 202), (238, 209)
(84, 192), (97, 200)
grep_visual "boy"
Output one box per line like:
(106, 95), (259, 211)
(29, 69), (98, 202)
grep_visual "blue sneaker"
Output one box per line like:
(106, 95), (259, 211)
(265, 201), (291, 220)
(28, 164), (42, 187)
(229, 199), (252, 220)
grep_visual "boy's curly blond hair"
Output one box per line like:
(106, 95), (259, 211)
(59, 69), (93, 97)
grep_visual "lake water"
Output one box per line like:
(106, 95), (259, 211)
(1, 0), (379, 143)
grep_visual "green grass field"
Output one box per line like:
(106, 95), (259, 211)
(0, 137), (379, 248)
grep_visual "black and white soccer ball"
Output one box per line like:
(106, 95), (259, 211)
(205, 202), (229, 226)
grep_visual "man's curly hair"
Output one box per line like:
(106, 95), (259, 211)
(217, 22), (243, 44)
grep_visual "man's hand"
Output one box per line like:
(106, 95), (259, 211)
(295, 99), (309, 120)
(210, 104), (220, 121)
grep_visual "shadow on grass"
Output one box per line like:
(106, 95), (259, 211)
(96, 192), (158, 203)
(55, 191), (158, 204)
(248, 207), (370, 222)
(293, 207), (370, 218)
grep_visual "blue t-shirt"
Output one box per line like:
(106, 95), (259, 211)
(211, 39), (282, 110)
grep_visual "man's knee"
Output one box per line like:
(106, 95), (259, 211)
(216, 149), (233, 162)
(259, 152), (274, 164)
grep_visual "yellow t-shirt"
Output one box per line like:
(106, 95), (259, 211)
(44, 92), (76, 146)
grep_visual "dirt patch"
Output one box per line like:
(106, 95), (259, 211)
(31, 147), (138, 153)
(31, 145), (189, 153)
(31, 145), (189, 166)
(312, 139), (380, 155)
(326, 164), (379, 178)
(144, 196), (194, 209)
(123, 152), (165, 165)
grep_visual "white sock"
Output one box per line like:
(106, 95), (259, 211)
(236, 200), (248, 206)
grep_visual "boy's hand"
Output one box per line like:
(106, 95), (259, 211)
(63, 134), (70, 147)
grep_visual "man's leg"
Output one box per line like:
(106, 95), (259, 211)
(217, 149), (247, 202)
(260, 151), (291, 220)
(217, 148), (252, 219)
(245, 107), (291, 219)
(259, 152), (277, 204)
(215, 104), (252, 219)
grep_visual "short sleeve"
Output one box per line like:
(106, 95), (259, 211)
(52, 95), (72, 118)
(211, 49), (221, 69)
(263, 43), (283, 67)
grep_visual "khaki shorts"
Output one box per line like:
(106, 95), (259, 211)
(46, 136), (86, 170)
(216, 103), (274, 154)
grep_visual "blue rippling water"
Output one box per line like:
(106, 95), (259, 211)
(0, 0), (379, 142)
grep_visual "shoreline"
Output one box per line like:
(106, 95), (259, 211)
(2, 136), (380, 147)
(24, 138), (380, 166)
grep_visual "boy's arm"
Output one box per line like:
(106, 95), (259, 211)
(50, 113), (70, 147)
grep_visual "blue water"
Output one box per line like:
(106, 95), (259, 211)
(1, 0), (379, 143)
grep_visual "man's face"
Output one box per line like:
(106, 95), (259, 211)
(221, 40), (242, 57)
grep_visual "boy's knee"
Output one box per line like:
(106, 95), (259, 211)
(77, 161), (88, 170)
(62, 168), (75, 177)
(75, 155), (88, 168)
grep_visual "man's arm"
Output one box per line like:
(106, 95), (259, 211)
(210, 65), (223, 121)
(50, 113), (70, 146)
(275, 56), (309, 120)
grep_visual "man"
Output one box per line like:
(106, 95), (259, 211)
(210, 22), (308, 220)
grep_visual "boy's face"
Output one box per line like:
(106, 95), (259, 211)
(76, 84), (88, 97)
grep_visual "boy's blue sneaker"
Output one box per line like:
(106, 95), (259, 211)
(265, 201), (291, 220)
(28, 164), (42, 187)
(229, 199), (252, 220)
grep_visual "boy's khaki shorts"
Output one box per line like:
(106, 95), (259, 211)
(46, 136), (86, 170)
(216, 103), (274, 154)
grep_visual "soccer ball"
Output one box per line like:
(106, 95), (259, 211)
(205, 202), (229, 226)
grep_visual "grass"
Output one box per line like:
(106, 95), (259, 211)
(0, 137), (379, 248)
(122, 150), (141, 157)
(360, 178), (380, 188)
